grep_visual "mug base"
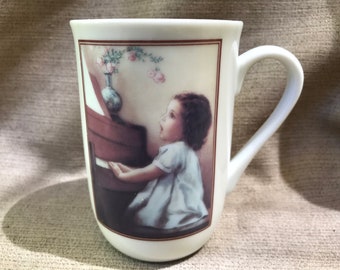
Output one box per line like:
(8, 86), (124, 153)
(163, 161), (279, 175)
(97, 221), (212, 262)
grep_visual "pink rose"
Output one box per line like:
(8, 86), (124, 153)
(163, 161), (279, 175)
(147, 69), (166, 83)
(106, 62), (116, 73)
(96, 57), (104, 66)
(153, 71), (166, 84)
(128, 51), (137, 61)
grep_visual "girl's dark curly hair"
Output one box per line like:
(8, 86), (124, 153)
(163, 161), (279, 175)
(174, 92), (212, 151)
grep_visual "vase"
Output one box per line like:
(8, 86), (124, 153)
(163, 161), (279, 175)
(101, 72), (122, 118)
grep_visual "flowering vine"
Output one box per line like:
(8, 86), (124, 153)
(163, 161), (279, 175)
(96, 46), (166, 84)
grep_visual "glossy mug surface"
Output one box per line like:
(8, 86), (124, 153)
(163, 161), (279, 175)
(70, 19), (303, 262)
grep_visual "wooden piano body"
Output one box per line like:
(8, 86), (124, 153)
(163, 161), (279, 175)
(86, 106), (150, 192)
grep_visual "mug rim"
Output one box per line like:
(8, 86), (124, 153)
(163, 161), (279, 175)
(70, 18), (243, 27)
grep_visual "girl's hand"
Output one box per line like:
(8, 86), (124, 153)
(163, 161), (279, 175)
(108, 162), (165, 183)
(108, 162), (123, 178)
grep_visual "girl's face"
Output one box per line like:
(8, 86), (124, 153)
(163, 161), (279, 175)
(160, 99), (184, 143)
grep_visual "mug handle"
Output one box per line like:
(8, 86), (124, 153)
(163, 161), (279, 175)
(226, 46), (304, 194)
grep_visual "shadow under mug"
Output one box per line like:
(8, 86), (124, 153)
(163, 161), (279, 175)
(70, 18), (303, 262)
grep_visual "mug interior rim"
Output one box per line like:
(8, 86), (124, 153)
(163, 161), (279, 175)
(70, 18), (243, 26)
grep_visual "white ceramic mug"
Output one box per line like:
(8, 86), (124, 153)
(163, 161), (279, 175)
(70, 19), (303, 262)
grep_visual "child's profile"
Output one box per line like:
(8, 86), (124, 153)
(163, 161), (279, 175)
(108, 92), (212, 232)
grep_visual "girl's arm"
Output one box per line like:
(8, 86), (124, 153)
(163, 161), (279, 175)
(115, 162), (133, 173)
(109, 162), (165, 183)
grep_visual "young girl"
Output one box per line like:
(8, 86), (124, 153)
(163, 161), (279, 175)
(109, 92), (212, 232)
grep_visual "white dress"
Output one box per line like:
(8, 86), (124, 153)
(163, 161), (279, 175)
(126, 141), (208, 230)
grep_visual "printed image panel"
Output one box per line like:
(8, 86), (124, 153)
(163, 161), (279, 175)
(79, 40), (221, 240)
